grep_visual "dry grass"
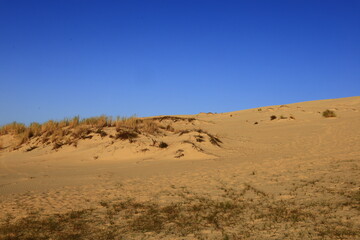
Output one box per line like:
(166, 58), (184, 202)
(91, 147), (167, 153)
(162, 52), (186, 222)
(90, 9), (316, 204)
(115, 130), (139, 141)
(150, 116), (196, 123)
(0, 122), (26, 135)
(0, 115), (222, 153)
(1, 181), (359, 240)
(323, 109), (336, 118)
(158, 141), (168, 148)
(0, 115), (169, 149)
(178, 129), (222, 147)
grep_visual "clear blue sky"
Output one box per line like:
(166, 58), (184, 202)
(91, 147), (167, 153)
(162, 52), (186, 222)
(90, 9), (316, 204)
(0, 0), (359, 125)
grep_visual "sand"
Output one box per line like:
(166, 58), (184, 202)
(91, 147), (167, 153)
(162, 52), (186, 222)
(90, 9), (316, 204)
(0, 96), (359, 239)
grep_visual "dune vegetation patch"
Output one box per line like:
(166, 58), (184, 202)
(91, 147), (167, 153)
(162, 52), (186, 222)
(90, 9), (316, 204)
(0, 115), (222, 154)
(322, 109), (337, 118)
(1, 181), (359, 240)
(178, 129), (222, 147)
(0, 116), (165, 150)
(270, 115), (277, 120)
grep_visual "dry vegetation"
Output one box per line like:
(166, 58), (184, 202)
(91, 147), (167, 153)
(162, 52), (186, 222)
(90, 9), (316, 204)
(323, 109), (337, 118)
(0, 115), (218, 152)
(0, 116), (160, 150)
(1, 178), (359, 240)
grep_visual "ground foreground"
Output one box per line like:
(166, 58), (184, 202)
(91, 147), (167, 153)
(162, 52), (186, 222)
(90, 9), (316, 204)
(0, 97), (359, 239)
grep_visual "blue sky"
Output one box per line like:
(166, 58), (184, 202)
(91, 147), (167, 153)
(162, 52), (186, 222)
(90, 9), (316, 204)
(0, 0), (359, 125)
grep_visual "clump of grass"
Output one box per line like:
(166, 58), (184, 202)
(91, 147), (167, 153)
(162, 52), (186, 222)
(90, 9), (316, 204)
(115, 130), (138, 141)
(41, 120), (59, 136)
(0, 122), (26, 135)
(322, 109), (336, 118)
(142, 119), (160, 134)
(115, 116), (138, 130)
(69, 116), (80, 128)
(270, 115), (277, 120)
(95, 129), (107, 137)
(178, 129), (222, 147)
(81, 115), (112, 128)
(72, 126), (91, 139)
(195, 135), (205, 142)
(159, 141), (168, 148)
(175, 149), (184, 158)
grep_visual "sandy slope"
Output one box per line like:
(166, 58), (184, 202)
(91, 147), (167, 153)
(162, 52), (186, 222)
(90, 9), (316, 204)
(0, 97), (359, 239)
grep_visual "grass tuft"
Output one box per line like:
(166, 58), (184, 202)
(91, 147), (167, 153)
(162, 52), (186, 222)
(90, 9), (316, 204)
(322, 109), (336, 118)
(159, 141), (168, 148)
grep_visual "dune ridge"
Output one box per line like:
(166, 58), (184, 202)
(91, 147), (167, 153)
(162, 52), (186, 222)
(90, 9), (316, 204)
(0, 96), (359, 239)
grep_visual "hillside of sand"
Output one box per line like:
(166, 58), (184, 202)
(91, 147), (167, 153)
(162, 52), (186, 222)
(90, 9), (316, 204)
(0, 96), (359, 239)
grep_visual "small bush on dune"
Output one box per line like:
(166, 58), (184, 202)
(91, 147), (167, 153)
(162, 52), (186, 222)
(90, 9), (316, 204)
(322, 109), (336, 118)
(270, 115), (277, 120)
(95, 129), (107, 137)
(159, 141), (168, 148)
(115, 130), (138, 140)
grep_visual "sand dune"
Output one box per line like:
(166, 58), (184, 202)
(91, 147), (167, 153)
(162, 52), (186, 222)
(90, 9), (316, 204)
(0, 97), (359, 239)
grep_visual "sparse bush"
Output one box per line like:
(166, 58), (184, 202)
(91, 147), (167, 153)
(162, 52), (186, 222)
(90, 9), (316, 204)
(159, 141), (168, 148)
(115, 130), (138, 140)
(95, 129), (107, 137)
(195, 135), (205, 142)
(322, 109), (336, 118)
(270, 115), (277, 120)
